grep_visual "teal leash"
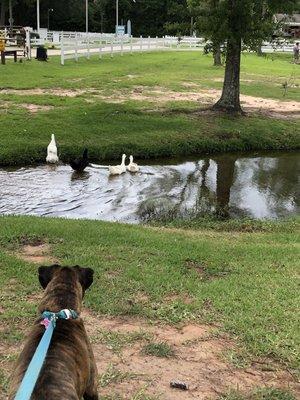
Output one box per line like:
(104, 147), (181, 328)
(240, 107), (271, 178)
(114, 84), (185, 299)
(14, 309), (78, 400)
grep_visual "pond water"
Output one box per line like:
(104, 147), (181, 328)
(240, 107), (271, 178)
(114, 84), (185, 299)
(0, 152), (299, 223)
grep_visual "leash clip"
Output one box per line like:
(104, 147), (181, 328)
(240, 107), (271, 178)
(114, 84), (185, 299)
(61, 309), (72, 319)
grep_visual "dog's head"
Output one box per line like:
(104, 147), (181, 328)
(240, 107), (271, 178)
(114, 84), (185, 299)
(38, 265), (94, 313)
(38, 265), (94, 291)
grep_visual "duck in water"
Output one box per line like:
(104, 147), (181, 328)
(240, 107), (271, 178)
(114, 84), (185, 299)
(70, 149), (89, 172)
(46, 134), (59, 164)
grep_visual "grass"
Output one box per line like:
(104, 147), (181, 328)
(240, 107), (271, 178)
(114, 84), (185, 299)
(220, 387), (297, 400)
(141, 342), (175, 358)
(0, 51), (299, 166)
(0, 215), (299, 372)
(92, 329), (153, 354)
(99, 364), (139, 388)
(149, 215), (299, 233)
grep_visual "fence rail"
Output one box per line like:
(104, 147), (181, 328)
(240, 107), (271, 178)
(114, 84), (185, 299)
(60, 35), (296, 65)
(60, 35), (209, 65)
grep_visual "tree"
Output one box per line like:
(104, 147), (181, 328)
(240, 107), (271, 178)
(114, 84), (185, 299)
(189, 0), (299, 113)
(0, 0), (7, 26)
(188, 0), (223, 65)
(10, 0), (192, 36)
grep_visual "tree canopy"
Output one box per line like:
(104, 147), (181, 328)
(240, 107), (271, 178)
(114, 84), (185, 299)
(189, 0), (299, 112)
(0, 0), (192, 36)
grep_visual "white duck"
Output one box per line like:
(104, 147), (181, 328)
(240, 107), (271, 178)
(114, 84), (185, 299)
(127, 155), (139, 173)
(46, 134), (59, 164)
(109, 154), (127, 176)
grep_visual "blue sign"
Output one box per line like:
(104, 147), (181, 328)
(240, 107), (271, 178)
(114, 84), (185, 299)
(116, 25), (125, 35)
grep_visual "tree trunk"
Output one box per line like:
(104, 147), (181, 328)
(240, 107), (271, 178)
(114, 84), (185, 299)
(0, 0), (6, 26)
(213, 38), (242, 113)
(256, 42), (263, 56)
(213, 43), (222, 66)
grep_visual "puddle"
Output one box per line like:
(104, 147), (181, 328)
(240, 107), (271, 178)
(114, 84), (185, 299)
(0, 152), (299, 222)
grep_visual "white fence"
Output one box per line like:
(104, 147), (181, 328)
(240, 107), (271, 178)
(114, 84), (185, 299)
(60, 35), (206, 65)
(31, 29), (126, 47)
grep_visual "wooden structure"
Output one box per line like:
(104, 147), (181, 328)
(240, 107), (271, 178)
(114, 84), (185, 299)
(274, 14), (300, 39)
(1, 49), (18, 64)
(0, 26), (29, 64)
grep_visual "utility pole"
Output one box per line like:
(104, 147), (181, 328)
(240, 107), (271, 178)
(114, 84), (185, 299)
(116, 0), (119, 35)
(47, 8), (53, 31)
(37, 0), (40, 32)
(9, 0), (13, 30)
(86, 0), (88, 34)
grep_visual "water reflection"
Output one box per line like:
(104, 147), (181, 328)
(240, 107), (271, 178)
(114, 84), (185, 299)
(0, 152), (298, 222)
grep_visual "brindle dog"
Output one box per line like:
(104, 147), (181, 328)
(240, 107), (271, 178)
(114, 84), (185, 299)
(9, 264), (99, 400)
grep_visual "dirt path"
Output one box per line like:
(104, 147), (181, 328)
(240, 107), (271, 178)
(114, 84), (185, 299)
(1, 86), (299, 119)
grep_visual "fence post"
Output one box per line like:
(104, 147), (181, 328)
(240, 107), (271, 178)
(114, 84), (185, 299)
(156, 36), (158, 49)
(148, 35), (150, 50)
(110, 38), (114, 58)
(25, 28), (31, 60)
(163, 36), (166, 49)
(121, 35), (123, 56)
(130, 35), (133, 54)
(99, 35), (102, 60)
(87, 33), (90, 60)
(61, 35), (64, 65)
(140, 35), (142, 52)
(75, 33), (78, 62)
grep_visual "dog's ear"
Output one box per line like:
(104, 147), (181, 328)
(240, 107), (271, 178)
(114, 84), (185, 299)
(76, 267), (94, 291)
(38, 265), (60, 289)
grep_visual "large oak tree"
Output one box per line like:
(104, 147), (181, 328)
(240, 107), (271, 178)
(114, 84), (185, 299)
(189, 0), (299, 113)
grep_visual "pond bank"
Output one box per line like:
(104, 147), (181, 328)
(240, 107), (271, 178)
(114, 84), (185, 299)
(0, 108), (299, 167)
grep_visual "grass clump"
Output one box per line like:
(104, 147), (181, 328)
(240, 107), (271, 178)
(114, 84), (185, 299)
(92, 329), (153, 353)
(99, 364), (139, 388)
(142, 342), (175, 358)
(220, 387), (297, 400)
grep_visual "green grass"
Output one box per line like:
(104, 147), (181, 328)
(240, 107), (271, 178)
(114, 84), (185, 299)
(99, 364), (139, 388)
(0, 52), (299, 166)
(92, 329), (153, 354)
(0, 215), (299, 371)
(220, 387), (297, 400)
(141, 342), (175, 358)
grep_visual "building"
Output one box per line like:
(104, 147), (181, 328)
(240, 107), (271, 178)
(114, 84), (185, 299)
(274, 14), (300, 39)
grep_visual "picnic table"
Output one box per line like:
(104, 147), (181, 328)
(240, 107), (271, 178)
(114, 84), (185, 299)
(1, 49), (18, 64)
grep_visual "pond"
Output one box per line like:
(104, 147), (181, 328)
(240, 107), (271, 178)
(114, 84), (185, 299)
(0, 152), (299, 223)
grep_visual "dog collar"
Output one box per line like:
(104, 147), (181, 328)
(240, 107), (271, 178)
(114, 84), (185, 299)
(41, 309), (78, 328)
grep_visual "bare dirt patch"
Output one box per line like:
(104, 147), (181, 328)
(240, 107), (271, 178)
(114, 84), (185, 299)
(2, 85), (298, 118)
(124, 86), (300, 119)
(82, 310), (299, 400)
(20, 104), (54, 113)
(0, 88), (87, 97)
(91, 85), (299, 119)
(1, 309), (298, 400)
(17, 243), (56, 264)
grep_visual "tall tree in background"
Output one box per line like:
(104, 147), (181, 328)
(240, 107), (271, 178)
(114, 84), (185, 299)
(190, 0), (298, 113)
(188, 0), (223, 65)
(7, 0), (191, 36)
(0, 0), (7, 26)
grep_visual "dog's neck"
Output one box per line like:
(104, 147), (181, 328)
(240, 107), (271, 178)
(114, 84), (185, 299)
(38, 279), (83, 315)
